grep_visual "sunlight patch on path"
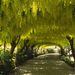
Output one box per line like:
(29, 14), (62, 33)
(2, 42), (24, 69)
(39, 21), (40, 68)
(9, 53), (75, 75)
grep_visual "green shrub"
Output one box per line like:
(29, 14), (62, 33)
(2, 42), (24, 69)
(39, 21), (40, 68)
(0, 50), (15, 74)
(15, 51), (28, 66)
(42, 52), (44, 55)
(43, 49), (47, 54)
(64, 58), (69, 63)
(61, 55), (74, 67)
(15, 52), (22, 66)
(1, 50), (12, 60)
(2, 59), (15, 74)
(57, 49), (61, 53)
(47, 48), (55, 53)
(33, 50), (38, 57)
(71, 61), (74, 65)
(61, 55), (65, 60)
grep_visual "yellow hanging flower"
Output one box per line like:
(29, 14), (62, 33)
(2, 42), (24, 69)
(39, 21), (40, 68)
(32, 2), (38, 17)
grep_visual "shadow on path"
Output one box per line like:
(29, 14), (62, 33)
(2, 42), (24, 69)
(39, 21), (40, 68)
(9, 53), (75, 75)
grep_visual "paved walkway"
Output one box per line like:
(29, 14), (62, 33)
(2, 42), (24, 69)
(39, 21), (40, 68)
(9, 53), (75, 75)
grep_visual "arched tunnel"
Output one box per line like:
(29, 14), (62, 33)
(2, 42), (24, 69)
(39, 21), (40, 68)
(1, 0), (75, 75)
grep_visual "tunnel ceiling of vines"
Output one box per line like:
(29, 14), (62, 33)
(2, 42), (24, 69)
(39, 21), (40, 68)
(0, 0), (75, 47)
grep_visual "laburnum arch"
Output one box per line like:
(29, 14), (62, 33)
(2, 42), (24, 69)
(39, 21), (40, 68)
(0, 0), (75, 67)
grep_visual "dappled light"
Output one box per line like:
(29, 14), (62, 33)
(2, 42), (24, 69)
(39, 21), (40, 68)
(23, 73), (32, 75)
(52, 67), (60, 69)
(55, 61), (64, 66)
(8, 53), (75, 75)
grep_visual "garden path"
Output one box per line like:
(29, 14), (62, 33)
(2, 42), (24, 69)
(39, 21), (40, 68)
(9, 53), (75, 75)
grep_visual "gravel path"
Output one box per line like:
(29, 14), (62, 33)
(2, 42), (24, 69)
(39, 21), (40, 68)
(9, 53), (75, 75)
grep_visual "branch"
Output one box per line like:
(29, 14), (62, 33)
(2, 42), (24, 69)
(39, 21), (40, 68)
(24, 39), (29, 44)
(20, 39), (29, 52)
(31, 44), (36, 48)
(16, 35), (21, 45)
(66, 35), (71, 42)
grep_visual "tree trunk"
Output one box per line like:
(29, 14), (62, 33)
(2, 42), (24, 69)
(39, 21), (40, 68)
(10, 44), (16, 54)
(4, 41), (6, 61)
(69, 48), (70, 59)
(74, 58), (75, 68)
(70, 41), (75, 68)
(57, 44), (64, 56)
(66, 35), (75, 68)
(20, 39), (29, 52)
(31, 44), (36, 53)
(10, 35), (21, 54)
(70, 38), (75, 57)
(23, 44), (30, 55)
(29, 44), (36, 59)
(61, 47), (64, 56)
